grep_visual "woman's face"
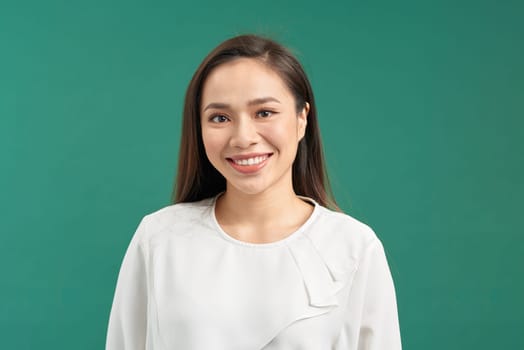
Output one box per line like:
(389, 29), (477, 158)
(200, 58), (308, 197)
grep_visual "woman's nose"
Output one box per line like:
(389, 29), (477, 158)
(229, 118), (259, 148)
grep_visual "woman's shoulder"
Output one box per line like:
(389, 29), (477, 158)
(312, 205), (378, 240)
(306, 204), (382, 262)
(147, 197), (214, 220)
(133, 197), (215, 243)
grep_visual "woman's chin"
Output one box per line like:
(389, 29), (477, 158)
(226, 180), (272, 197)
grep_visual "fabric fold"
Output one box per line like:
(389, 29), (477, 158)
(286, 235), (342, 308)
(253, 235), (358, 348)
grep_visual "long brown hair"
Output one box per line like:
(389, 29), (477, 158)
(172, 34), (339, 210)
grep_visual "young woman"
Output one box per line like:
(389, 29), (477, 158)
(106, 34), (402, 349)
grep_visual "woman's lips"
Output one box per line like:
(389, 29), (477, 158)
(226, 153), (273, 174)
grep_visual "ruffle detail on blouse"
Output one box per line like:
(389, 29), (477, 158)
(287, 235), (350, 308)
(253, 235), (358, 349)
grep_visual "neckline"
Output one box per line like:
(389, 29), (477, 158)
(209, 192), (320, 248)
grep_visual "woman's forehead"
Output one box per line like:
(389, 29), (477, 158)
(201, 58), (293, 107)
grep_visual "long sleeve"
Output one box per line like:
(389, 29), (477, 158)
(106, 218), (149, 350)
(341, 238), (402, 349)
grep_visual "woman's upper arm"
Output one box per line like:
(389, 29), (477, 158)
(342, 238), (402, 350)
(106, 218), (149, 350)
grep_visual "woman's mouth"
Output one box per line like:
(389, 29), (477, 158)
(226, 153), (273, 174)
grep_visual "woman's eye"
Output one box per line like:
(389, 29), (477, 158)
(256, 110), (273, 118)
(210, 115), (229, 123)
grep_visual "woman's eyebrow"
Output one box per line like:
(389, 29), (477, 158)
(203, 97), (281, 112)
(247, 97), (281, 106)
(203, 102), (229, 112)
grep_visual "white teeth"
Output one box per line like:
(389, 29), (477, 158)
(233, 155), (268, 166)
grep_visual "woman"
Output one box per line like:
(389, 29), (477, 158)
(106, 34), (402, 349)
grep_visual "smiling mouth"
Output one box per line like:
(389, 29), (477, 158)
(226, 153), (273, 173)
(229, 154), (270, 166)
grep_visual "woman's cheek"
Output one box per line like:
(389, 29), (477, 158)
(260, 119), (300, 149)
(202, 130), (225, 163)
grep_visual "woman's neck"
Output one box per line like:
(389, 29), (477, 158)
(214, 185), (314, 244)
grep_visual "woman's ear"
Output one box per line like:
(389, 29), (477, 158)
(297, 102), (310, 141)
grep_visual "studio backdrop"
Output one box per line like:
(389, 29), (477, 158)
(1, 0), (523, 349)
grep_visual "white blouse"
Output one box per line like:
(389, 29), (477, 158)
(106, 195), (402, 349)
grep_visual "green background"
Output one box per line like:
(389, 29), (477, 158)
(2, 0), (523, 348)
